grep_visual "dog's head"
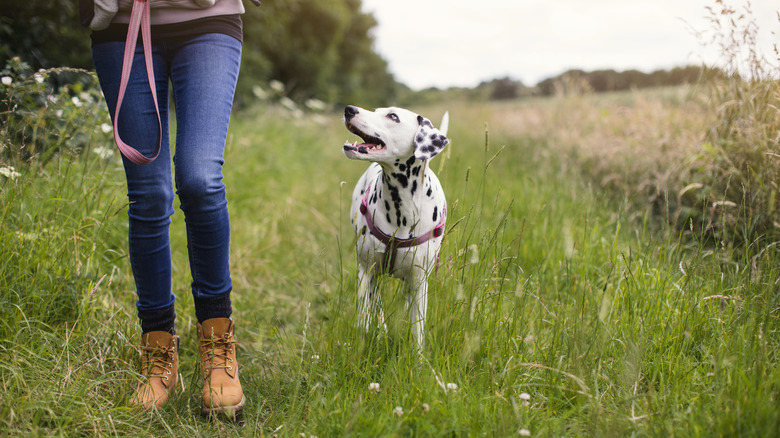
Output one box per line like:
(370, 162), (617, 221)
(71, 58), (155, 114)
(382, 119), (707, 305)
(343, 105), (449, 163)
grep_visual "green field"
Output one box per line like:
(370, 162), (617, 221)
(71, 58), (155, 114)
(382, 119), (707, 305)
(1, 87), (779, 436)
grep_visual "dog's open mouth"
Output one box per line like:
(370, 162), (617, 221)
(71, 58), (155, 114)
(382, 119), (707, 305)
(343, 123), (386, 154)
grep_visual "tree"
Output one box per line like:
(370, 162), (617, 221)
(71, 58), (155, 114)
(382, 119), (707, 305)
(0, 0), (92, 70)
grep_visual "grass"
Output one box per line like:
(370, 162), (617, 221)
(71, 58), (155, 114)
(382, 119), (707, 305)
(1, 89), (779, 436)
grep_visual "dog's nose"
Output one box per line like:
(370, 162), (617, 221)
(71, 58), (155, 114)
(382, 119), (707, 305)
(344, 105), (359, 121)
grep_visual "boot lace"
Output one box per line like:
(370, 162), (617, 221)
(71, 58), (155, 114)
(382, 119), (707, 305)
(200, 332), (236, 372)
(141, 344), (176, 381)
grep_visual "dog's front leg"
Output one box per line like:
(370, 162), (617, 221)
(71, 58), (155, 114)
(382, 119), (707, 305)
(357, 264), (386, 332)
(408, 273), (429, 354)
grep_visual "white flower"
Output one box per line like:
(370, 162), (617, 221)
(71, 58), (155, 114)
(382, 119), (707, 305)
(269, 79), (285, 93)
(71, 96), (82, 107)
(519, 392), (531, 406)
(0, 165), (21, 180)
(33, 73), (45, 84)
(311, 354), (320, 360)
(252, 85), (268, 100)
(519, 429), (531, 436)
(392, 406), (403, 416)
(369, 382), (380, 393)
(55, 109), (63, 118)
(93, 146), (114, 159)
(1, 76), (12, 86)
(100, 123), (113, 134)
(280, 96), (297, 112)
(304, 98), (326, 112)
(446, 382), (458, 392)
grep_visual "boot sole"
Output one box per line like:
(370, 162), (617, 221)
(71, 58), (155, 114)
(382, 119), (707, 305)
(201, 395), (246, 420)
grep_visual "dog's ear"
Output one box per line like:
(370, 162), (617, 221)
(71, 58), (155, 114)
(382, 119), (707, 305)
(414, 115), (449, 160)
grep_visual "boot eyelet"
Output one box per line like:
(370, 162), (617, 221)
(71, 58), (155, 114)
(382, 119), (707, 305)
(164, 376), (169, 381)
(167, 370), (171, 375)
(227, 366), (232, 370)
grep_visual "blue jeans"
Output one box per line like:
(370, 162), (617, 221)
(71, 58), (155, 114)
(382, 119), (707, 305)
(92, 33), (242, 313)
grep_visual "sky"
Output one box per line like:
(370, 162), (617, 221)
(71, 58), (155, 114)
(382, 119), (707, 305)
(360, 0), (779, 90)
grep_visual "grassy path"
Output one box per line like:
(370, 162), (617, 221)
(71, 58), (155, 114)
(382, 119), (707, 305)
(1, 101), (778, 436)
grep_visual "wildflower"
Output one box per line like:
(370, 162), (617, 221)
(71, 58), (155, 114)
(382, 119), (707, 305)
(304, 98), (326, 112)
(311, 354), (320, 360)
(94, 146), (114, 159)
(392, 406), (403, 416)
(0, 165), (21, 180)
(421, 403), (430, 413)
(33, 72), (45, 84)
(1, 76), (12, 86)
(269, 79), (285, 93)
(100, 123), (113, 134)
(446, 382), (458, 392)
(252, 85), (268, 100)
(519, 428), (531, 436)
(71, 96), (82, 107)
(519, 392), (531, 406)
(369, 382), (380, 393)
(280, 96), (297, 112)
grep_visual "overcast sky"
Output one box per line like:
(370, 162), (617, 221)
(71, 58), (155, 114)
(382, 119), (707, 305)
(360, 0), (779, 90)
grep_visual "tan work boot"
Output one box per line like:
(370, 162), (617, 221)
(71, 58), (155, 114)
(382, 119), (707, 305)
(129, 331), (179, 410)
(198, 318), (245, 418)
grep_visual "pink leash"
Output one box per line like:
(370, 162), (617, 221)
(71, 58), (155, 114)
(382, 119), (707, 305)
(112, 0), (162, 165)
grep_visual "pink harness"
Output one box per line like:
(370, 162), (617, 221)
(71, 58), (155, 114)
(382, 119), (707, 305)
(360, 179), (446, 272)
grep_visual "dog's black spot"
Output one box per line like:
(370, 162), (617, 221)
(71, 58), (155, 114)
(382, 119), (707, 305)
(433, 206), (438, 221)
(411, 180), (417, 195)
(426, 187), (433, 197)
(402, 216), (407, 226)
(416, 134), (424, 143)
(432, 138), (443, 147)
(361, 226), (367, 235)
(391, 173), (408, 188)
(411, 165), (421, 177)
(384, 200), (390, 211)
(399, 164), (406, 172)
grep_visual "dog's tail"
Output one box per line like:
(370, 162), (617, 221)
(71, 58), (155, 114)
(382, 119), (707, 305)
(439, 111), (449, 136)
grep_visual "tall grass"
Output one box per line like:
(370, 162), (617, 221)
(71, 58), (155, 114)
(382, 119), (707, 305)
(1, 4), (779, 434)
(497, 1), (780, 247)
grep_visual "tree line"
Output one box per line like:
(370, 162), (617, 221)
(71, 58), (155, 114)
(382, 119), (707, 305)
(0, 1), (719, 109)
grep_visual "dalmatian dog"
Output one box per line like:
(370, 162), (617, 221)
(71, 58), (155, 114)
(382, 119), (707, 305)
(343, 105), (449, 352)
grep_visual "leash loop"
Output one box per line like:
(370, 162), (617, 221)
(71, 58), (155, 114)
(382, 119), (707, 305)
(113, 0), (162, 165)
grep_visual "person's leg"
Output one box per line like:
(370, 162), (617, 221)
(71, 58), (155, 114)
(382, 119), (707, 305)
(92, 39), (178, 409)
(167, 33), (244, 418)
(168, 33), (241, 317)
(93, 39), (177, 332)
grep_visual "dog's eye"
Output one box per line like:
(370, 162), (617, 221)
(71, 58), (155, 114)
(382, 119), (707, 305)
(386, 113), (400, 123)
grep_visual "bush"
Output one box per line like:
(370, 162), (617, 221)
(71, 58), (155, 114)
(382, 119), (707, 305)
(1, 57), (111, 168)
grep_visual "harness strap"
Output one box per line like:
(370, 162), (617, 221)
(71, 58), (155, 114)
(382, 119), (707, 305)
(113, 0), (162, 166)
(360, 179), (446, 272)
